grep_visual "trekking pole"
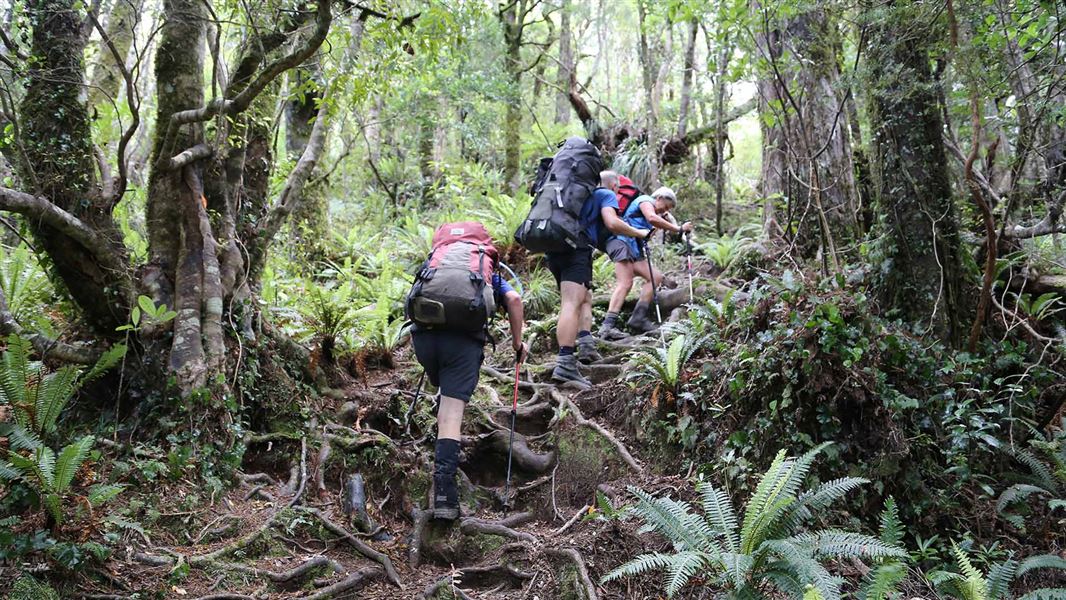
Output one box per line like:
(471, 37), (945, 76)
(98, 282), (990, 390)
(503, 351), (523, 502)
(643, 238), (667, 345)
(403, 370), (426, 439)
(684, 231), (694, 304)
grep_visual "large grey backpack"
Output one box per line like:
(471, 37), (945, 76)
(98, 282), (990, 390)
(515, 137), (604, 253)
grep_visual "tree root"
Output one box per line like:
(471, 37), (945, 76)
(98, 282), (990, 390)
(220, 555), (341, 583)
(293, 567), (382, 600)
(543, 547), (600, 600)
(551, 389), (643, 474)
(475, 429), (556, 474)
(481, 365), (548, 391)
(298, 507), (401, 586)
(422, 562), (536, 599)
(459, 516), (536, 543)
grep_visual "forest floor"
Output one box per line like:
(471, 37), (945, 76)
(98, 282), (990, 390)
(72, 327), (680, 599)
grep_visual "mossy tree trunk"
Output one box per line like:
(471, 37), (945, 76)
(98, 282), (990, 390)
(864, 0), (963, 344)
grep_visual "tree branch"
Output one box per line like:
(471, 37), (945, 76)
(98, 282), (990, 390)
(0, 286), (101, 364)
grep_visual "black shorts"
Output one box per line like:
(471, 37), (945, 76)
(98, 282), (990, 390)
(545, 248), (593, 288)
(411, 330), (484, 402)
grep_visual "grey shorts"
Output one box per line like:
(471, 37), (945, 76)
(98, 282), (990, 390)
(605, 238), (642, 263)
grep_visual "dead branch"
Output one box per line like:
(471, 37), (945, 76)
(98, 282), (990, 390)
(459, 517), (536, 543)
(553, 504), (590, 536)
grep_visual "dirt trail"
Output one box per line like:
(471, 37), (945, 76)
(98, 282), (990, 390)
(87, 334), (674, 599)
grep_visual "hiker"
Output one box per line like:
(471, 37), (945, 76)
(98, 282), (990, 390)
(599, 186), (693, 339)
(405, 222), (528, 520)
(545, 170), (652, 386)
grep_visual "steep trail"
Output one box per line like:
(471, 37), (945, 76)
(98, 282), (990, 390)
(93, 329), (679, 599)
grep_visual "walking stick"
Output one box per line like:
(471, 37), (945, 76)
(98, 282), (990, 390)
(684, 231), (694, 304)
(403, 370), (426, 438)
(643, 238), (667, 345)
(503, 352), (523, 503)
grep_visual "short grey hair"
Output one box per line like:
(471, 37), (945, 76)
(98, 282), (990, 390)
(652, 186), (677, 205)
(600, 170), (620, 188)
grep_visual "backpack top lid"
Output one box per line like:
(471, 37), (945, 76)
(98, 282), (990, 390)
(430, 221), (499, 262)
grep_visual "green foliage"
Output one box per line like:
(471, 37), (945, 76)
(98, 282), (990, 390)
(698, 224), (758, 271)
(859, 498), (909, 600)
(604, 443), (904, 599)
(116, 295), (178, 333)
(930, 543), (1066, 600)
(10, 575), (60, 600)
(996, 421), (1065, 531)
(627, 332), (708, 403)
(0, 243), (53, 330)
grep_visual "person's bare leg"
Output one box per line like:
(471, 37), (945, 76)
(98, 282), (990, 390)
(580, 288), (593, 333)
(436, 396), (465, 440)
(609, 261), (635, 313)
(633, 260), (662, 303)
(556, 281), (585, 348)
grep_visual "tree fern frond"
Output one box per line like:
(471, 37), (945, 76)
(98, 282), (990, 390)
(54, 435), (94, 494)
(986, 559), (1017, 600)
(1017, 555), (1066, 577)
(697, 480), (740, 552)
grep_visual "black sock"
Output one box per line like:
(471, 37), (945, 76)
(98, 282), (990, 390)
(434, 438), (460, 475)
(559, 346), (575, 356)
(578, 330), (591, 339)
(604, 312), (618, 327)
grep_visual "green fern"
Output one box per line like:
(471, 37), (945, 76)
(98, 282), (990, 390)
(603, 443), (904, 599)
(858, 497), (908, 600)
(996, 428), (1065, 531)
(931, 544), (1066, 600)
(627, 333), (708, 398)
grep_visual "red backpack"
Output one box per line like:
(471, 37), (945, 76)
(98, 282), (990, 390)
(616, 174), (643, 215)
(406, 222), (499, 332)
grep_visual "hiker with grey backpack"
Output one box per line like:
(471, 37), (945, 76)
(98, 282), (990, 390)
(515, 139), (651, 388)
(405, 222), (527, 520)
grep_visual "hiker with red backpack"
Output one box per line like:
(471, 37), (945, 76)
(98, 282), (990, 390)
(406, 222), (528, 520)
(599, 186), (693, 339)
(515, 139), (652, 387)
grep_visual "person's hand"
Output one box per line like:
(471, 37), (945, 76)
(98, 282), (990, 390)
(680, 221), (694, 233)
(513, 341), (529, 365)
(637, 229), (653, 239)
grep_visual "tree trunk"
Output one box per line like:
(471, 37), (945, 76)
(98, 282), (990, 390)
(87, 0), (144, 113)
(635, 0), (662, 188)
(500, 1), (525, 193)
(16, 0), (132, 334)
(865, 0), (963, 344)
(554, 0), (573, 125)
(676, 19), (698, 138)
(287, 65), (328, 267)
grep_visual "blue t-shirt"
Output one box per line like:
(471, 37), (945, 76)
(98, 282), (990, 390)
(611, 195), (654, 257)
(492, 273), (515, 308)
(581, 188), (620, 246)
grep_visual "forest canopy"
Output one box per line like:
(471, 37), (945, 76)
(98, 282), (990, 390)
(0, 0), (1064, 598)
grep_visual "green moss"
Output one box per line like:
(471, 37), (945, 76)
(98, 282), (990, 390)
(11, 575), (61, 600)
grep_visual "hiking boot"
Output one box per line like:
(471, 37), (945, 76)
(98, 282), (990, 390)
(598, 321), (628, 341)
(432, 473), (459, 520)
(551, 353), (591, 388)
(577, 336), (603, 364)
(627, 302), (660, 334)
(432, 439), (460, 520)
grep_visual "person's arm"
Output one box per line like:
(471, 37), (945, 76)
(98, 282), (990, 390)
(503, 291), (527, 362)
(639, 202), (692, 233)
(601, 206), (651, 238)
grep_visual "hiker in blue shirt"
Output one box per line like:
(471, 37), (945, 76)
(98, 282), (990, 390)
(599, 186), (693, 338)
(544, 171), (651, 386)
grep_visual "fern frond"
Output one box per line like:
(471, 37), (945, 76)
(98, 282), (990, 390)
(1017, 555), (1066, 577)
(0, 459), (20, 480)
(663, 551), (711, 597)
(35, 366), (79, 434)
(986, 559), (1017, 600)
(1010, 448), (1056, 489)
(879, 497), (904, 547)
(628, 486), (714, 551)
(0, 334), (31, 407)
(80, 344), (127, 384)
(54, 435), (94, 493)
(602, 552), (676, 583)
(740, 450), (790, 551)
(951, 543), (990, 600)
(1015, 589), (1066, 600)
(0, 423), (42, 451)
(696, 480), (740, 552)
(764, 544), (843, 600)
(88, 483), (125, 507)
(773, 477), (869, 538)
(791, 530), (907, 560)
(997, 483), (1051, 515)
(860, 562), (907, 600)
(720, 551), (755, 587)
(804, 584), (827, 600)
